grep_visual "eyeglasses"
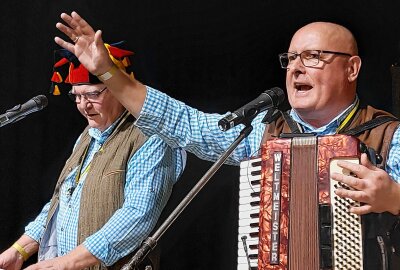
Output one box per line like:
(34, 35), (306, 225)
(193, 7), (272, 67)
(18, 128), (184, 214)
(68, 87), (108, 103)
(278, 50), (353, 69)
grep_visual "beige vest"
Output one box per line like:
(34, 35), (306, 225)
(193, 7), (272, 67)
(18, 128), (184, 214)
(44, 111), (147, 270)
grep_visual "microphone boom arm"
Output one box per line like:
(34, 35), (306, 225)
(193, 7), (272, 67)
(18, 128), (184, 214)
(121, 124), (254, 270)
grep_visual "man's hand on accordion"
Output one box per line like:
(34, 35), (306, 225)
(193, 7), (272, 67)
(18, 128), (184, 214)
(332, 153), (400, 216)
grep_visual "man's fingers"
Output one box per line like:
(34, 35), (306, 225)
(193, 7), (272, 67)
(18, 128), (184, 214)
(334, 188), (368, 203)
(70, 11), (96, 36)
(60, 13), (78, 30)
(56, 22), (78, 41)
(54, 37), (75, 53)
(349, 204), (373, 215)
(336, 159), (372, 179)
(360, 153), (376, 170)
(71, 11), (87, 27)
(331, 172), (366, 190)
(94, 30), (104, 46)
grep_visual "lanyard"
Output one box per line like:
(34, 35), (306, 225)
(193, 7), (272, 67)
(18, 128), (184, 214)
(335, 99), (360, 134)
(74, 144), (90, 186)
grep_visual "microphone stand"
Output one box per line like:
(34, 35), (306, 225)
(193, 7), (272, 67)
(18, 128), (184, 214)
(121, 124), (254, 270)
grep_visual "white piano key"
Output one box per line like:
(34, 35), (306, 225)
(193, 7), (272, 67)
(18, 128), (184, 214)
(238, 248), (258, 258)
(239, 188), (260, 198)
(238, 238), (258, 246)
(240, 174), (262, 182)
(240, 166), (262, 175)
(239, 203), (260, 211)
(238, 208), (259, 218)
(239, 196), (259, 205)
(239, 182), (260, 192)
(238, 256), (258, 265)
(238, 218), (259, 227)
(238, 226), (258, 235)
(238, 236), (259, 244)
(237, 257), (258, 266)
(240, 158), (261, 168)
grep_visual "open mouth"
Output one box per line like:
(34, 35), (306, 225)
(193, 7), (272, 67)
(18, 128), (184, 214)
(294, 83), (313, 91)
(86, 113), (99, 117)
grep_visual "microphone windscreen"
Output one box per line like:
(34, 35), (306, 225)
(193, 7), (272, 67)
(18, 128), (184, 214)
(33, 95), (49, 110)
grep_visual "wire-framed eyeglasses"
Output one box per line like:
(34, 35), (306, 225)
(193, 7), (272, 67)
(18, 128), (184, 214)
(68, 87), (108, 103)
(278, 50), (353, 69)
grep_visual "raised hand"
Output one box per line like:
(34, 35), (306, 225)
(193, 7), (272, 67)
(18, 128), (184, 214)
(332, 153), (400, 215)
(54, 11), (113, 76)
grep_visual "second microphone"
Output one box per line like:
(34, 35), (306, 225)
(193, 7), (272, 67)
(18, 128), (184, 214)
(218, 87), (285, 131)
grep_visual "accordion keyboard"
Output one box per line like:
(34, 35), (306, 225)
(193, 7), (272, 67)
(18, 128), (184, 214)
(238, 157), (261, 270)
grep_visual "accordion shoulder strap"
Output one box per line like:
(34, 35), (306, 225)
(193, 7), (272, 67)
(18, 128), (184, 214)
(340, 116), (399, 136)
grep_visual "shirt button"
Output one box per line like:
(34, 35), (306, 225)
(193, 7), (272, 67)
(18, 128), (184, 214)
(61, 228), (64, 231)
(69, 205), (72, 208)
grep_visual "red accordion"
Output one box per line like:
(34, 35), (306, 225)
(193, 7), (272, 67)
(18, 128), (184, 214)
(257, 134), (363, 269)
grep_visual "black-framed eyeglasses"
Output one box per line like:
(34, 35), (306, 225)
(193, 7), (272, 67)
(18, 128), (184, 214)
(278, 50), (353, 69)
(68, 87), (108, 103)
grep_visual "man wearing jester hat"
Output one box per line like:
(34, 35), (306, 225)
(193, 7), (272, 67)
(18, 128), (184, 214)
(0, 43), (186, 270)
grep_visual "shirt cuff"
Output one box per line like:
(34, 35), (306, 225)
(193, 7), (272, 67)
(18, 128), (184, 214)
(83, 232), (121, 266)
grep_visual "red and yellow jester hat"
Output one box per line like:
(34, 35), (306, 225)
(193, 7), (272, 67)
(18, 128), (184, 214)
(50, 42), (134, 95)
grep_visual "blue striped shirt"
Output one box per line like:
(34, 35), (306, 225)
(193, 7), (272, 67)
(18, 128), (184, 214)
(25, 117), (186, 266)
(136, 86), (400, 182)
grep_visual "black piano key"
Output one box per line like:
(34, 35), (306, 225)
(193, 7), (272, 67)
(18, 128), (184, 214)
(250, 222), (259, 228)
(250, 201), (260, 207)
(250, 180), (260, 186)
(249, 232), (259, 238)
(250, 213), (259, 218)
(249, 254), (258, 259)
(252, 161), (262, 167)
(251, 191), (260, 197)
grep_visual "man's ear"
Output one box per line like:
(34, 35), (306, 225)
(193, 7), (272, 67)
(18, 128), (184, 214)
(347, 56), (362, 83)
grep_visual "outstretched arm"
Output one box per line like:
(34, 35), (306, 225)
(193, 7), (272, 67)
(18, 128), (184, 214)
(55, 11), (146, 118)
(332, 153), (400, 215)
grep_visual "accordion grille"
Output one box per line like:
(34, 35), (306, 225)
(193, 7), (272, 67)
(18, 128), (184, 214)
(330, 160), (363, 269)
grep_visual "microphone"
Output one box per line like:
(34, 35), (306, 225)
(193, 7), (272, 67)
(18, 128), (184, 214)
(0, 95), (48, 128)
(218, 87), (285, 131)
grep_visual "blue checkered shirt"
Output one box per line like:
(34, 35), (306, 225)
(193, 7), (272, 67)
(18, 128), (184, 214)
(25, 117), (186, 266)
(136, 86), (400, 182)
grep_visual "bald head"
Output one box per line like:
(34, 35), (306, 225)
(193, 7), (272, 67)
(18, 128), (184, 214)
(290, 22), (358, 55)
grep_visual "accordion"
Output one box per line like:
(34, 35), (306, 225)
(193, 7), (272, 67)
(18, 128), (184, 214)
(238, 134), (400, 270)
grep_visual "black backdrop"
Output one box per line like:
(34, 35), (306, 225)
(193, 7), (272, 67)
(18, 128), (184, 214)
(0, 1), (400, 269)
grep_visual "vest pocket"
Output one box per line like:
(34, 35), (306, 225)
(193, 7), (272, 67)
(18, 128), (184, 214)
(102, 169), (125, 179)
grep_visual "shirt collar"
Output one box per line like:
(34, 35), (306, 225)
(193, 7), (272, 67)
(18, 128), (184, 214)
(88, 112), (125, 144)
(289, 96), (359, 134)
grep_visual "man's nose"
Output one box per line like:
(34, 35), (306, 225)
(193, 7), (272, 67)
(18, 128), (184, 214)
(287, 56), (306, 75)
(78, 98), (93, 108)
